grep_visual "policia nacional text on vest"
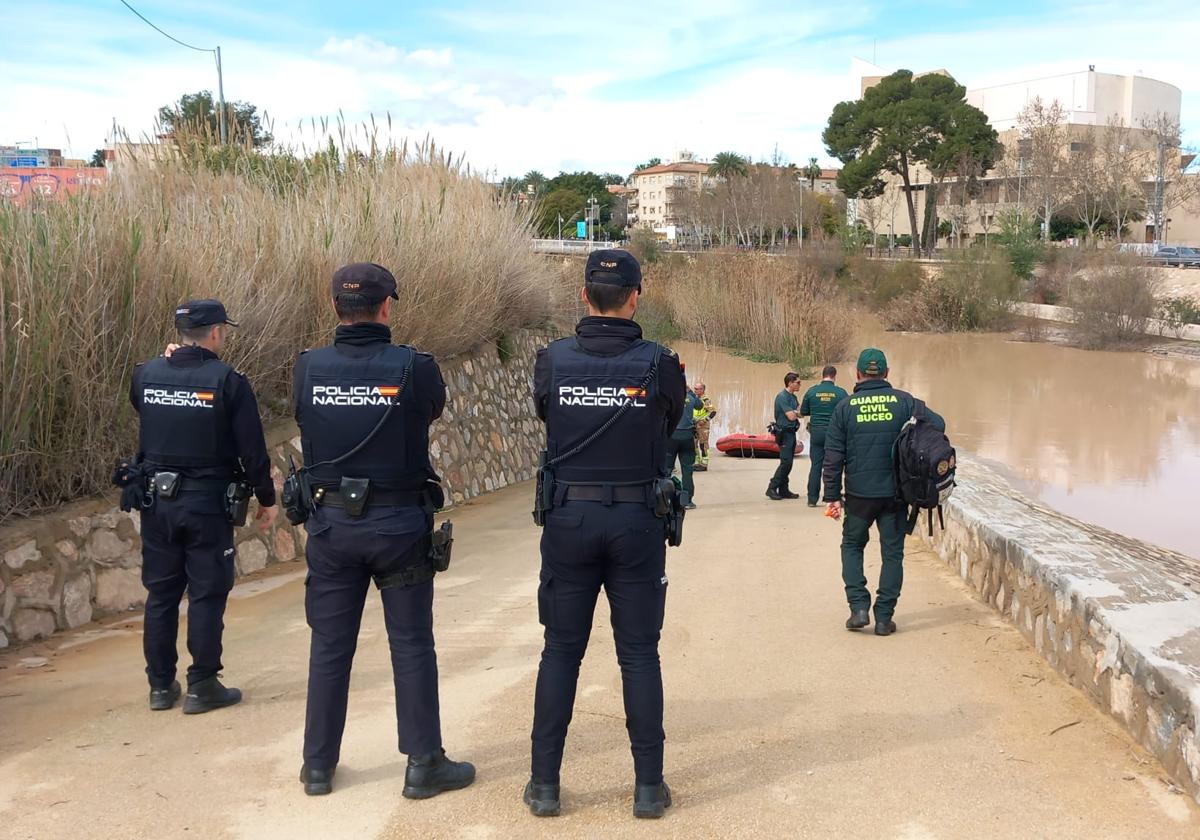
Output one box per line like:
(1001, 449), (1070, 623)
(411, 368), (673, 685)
(286, 262), (473, 800)
(526, 249), (686, 821)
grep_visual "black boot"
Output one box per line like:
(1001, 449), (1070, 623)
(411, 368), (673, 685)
(875, 619), (898, 636)
(781, 490), (800, 499)
(633, 781), (672, 819)
(402, 749), (476, 799)
(182, 676), (242, 714)
(765, 487), (784, 500)
(845, 609), (870, 630)
(523, 780), (561, 817)
(149, 681), (181, 711)
(300, 765), (336, 796)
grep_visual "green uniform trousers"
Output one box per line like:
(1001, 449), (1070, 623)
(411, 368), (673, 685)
(840, 496), (907, 621)
(806, 425), (826, 505)
(665, 431), (696, 506)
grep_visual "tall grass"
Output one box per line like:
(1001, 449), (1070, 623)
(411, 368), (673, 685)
(639, 252), (854, 368)
(0, 139), (555, 517)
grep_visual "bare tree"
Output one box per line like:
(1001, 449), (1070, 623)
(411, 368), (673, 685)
(1100, 116), (1148, 243)
(1066, 125), (1107, 244)
(1017, 97), (1069, 240)
(858, 196), (881, 250)
(1142, 112), (1200, 243)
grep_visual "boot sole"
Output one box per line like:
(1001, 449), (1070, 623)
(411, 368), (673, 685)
(523, 791), (561, 817)
(633, 787), (672, 819)
(303, 783), (332, 796)
(182, 696), (242, 715)
(402, 776), (475, 800)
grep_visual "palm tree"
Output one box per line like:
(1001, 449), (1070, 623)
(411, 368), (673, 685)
(708, 151), (749, 179)
(803, 157), (822, 190)
(523, 170), (548, 196)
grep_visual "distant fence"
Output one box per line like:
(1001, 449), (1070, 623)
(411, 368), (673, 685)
(531, 239), (625, 255)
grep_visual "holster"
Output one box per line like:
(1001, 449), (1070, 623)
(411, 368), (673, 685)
(428, 521), (453, 572)
(225, 480), (252, 527)
(533, 451), (555, 527)
(282, 455), (310, 525)
(654, 476), (685, 547)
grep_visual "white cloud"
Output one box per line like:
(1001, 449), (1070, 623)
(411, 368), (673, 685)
(319, 35), (402, 66)
(3, 2), (1197, 180)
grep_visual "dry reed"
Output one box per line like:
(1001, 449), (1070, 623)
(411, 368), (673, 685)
(640, 253), (855, 367)
(0, 139), (555, 517)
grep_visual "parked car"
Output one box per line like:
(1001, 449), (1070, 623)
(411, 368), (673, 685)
(1151, 246), (1200, 268)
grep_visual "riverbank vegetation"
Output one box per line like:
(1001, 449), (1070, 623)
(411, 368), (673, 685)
(637, 252), (855, 370)
(0, 139), (556, 518)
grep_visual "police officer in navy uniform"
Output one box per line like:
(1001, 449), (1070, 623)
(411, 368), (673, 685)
(131, 299), (277, 713)
(293, 263), (474, 798)
(524, 249), (686, 820)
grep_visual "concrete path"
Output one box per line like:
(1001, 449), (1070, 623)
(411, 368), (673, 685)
(1, 455), (1197, 839)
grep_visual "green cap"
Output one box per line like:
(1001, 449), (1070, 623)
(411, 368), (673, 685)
(856, 348), (888, 376)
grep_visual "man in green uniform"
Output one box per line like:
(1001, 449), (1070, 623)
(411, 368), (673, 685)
(765, 371), (802, 501)
(666, 382), (703, 509)
(823, 349), (945, 636)
(800, 365), (847, 507)
(691, 381), (716, 471)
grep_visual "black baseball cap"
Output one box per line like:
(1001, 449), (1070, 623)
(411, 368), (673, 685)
(175, 299), (238, 329)
(585, 249), (642, 289)
(331, 262), (400, 302)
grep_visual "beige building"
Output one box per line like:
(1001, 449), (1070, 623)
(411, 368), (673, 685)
(858, 68), (1199, 246)
(627, 153), (718, 234)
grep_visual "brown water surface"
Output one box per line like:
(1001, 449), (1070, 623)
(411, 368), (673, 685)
(674, 331), (1200, 558)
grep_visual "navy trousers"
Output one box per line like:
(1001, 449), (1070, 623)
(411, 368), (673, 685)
(140, 492), (235, 689)
(302, 505), (441, 770)
(531, 500), (668, 785)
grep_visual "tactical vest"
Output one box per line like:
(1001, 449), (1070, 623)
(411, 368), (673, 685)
(297, 343), (427, 489)
(137, 356), (237, 471)
(544, 337), (667, 485)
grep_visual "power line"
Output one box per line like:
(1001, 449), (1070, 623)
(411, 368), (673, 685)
(118, 0), (214, 53)
(116, 0), (228, 144)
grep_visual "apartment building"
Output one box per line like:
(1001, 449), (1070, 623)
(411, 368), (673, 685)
(859, 68), (1198, 245)
(627, 154), (718, 233)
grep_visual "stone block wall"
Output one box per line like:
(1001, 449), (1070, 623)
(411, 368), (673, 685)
(0, 329), (554, 650)
(921, 454), (1200, 804)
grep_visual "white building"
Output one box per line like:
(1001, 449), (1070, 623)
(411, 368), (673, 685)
(966, 68), (1181, 132)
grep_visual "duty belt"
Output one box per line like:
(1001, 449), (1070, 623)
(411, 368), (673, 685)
(314, 487), (428, 509)
(151, 474), (231, 493)
(561, 484), (652, 504)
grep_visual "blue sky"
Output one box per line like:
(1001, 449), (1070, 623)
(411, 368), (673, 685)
(4, 0), (1198, 176)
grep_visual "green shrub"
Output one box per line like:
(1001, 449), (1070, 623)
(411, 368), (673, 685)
(883, 251), (1017, 331)
(1158, 296), (1200, 337)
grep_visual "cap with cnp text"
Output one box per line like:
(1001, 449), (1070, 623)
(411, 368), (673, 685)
(331, 262), (400, 302)
(856, 348), (888, 376)
(175, 299), (238, 330)
(585, 249), (642, 289)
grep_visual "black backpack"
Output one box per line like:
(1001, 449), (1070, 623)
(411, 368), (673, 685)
(894, 400), (956, 535)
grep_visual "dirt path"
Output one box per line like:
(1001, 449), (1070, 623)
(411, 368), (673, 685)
(1, 456), (1196, 839)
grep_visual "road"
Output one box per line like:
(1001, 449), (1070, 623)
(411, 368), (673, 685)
(1, 455), (1197, 839)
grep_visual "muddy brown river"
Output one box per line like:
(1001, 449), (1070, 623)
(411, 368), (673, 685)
(673, 331), (1200, 559)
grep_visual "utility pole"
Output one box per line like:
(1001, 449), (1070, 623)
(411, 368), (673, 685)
(1152, 138), (1166, 246)
(587, 194), (599, 248)
(216, 46), (227, 144)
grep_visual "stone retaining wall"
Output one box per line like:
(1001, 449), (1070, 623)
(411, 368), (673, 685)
(921, 454), (1200, 804)
(0, 329), (554, 649)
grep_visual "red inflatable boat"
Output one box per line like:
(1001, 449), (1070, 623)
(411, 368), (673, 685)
(715, 433), (804, 459)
